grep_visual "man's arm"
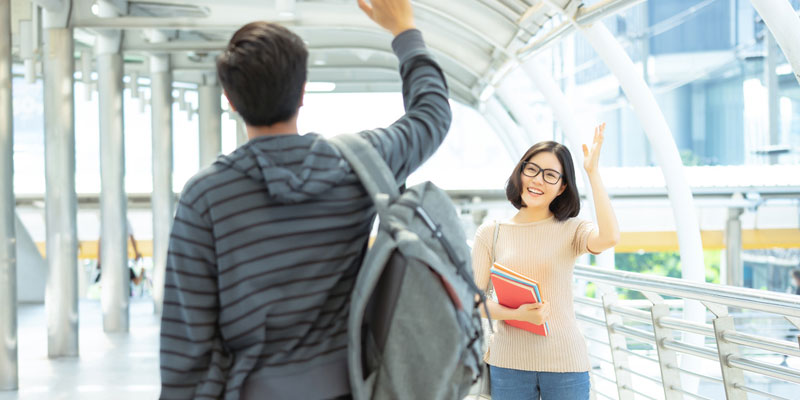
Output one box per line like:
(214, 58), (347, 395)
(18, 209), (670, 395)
(159, 200), (229, 399)
(356, 0), (452, 183)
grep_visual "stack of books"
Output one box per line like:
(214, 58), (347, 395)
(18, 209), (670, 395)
(490, 262), (549, 336)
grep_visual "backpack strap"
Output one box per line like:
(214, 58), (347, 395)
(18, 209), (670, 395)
(329, 134), (399, 202)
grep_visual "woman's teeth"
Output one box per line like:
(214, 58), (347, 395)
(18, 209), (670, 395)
(528, 188), (543, 195)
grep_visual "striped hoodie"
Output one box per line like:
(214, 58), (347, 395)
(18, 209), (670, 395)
(159, 29), (451, 400)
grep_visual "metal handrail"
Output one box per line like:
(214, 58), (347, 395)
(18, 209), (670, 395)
(608, 303), (653, 323)
(619, 365), (663, 385)
(662, 338), (719, 361)
(621, 385), (659, 400)
(657, 316), (715, 337)
(593, 391), (616, 400)
(722, 331), (800, 358)
(616, 347), (659, 364)
(671, 387), (714, 400)
(576, 312), (607, 327)
(668, 364), (724, 384)
(574, 264), (800, 317)
(610, 323), (655, 344)
(735, 383), (792, 400)
(589, 370), (618, 384)
(726, 355), (800, 384)
(574, 296), (603, 307)
(572, 264), (800, 400)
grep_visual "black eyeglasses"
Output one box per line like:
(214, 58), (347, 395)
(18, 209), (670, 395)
(521, 162), (562, 185)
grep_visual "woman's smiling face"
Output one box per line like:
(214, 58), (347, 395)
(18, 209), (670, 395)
(520, 151), (566, 209)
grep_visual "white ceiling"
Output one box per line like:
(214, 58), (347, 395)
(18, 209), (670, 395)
(56, 0), (575, 105)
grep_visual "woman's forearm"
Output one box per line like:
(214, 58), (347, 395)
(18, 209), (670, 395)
(588, 171), (620, 249)
(482, 299), (519, 321)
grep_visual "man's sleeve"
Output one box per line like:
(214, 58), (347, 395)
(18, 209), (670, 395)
(357, 29), (452, 184)
(159, 200), (230, 399)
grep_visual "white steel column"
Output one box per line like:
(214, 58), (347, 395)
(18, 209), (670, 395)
(749, 0), (800, 85)
(0, 0), (18, 390)
(199, 78), (222, 168)
(150, 52), (173, 315)
(235, 113), (248, 147)
(577, 22), (706, 391)
(495, 82), (546, 144)
(724, 208), (744, 287)
(43, 8), (79, 358)
(485, 97), (529, 160)
(765, 31), (780, 165)
(96, 0), (128, 332)
(579, 22), (706, 298)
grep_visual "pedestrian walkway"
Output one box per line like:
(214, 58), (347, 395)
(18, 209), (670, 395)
(0, 300), (160, 400)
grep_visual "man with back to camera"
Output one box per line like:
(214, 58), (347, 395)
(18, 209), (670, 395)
(158, 1), (451, 399)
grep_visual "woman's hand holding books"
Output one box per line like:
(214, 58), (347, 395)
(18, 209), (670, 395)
(514, 302), (550, 326)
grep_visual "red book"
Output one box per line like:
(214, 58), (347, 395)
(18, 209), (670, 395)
(490, 274), (549, 336)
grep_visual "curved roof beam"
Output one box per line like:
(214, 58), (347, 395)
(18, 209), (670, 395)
(517, 0), (645, 59)
(72, 0), (504, 61)
(411, 1), (515, 55)
(74, 1), (492, 92)
(749, 0), (800, 85)
(120, 35), (482, 82)
(165, 52), (476, 105)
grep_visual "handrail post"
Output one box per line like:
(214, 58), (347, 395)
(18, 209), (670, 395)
(787, 317), (800, 349)
(643, 292), (682, 399)
(602, 294), (634, 400)
(704, 302), (746, 399)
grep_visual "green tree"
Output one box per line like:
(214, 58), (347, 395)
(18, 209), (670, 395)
(602, 250), (721, 299)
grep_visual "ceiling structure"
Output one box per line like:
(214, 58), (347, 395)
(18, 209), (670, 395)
(12, 0), (643, 106)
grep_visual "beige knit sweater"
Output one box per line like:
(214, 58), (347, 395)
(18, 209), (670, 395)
(472, 216), (597, 372)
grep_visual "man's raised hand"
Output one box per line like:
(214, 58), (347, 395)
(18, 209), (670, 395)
(357, 0), (415, 36)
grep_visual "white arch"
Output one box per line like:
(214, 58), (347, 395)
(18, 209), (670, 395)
(749, 0), (800, 85)
(576, 21), (706, 393)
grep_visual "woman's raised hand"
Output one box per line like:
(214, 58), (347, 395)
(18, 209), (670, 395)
(583, 123), (605, 175)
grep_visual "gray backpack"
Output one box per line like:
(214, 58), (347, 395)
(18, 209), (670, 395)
(330, 134), (487, 400)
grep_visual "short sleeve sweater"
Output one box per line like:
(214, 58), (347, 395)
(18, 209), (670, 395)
(472, 216), (597, 372)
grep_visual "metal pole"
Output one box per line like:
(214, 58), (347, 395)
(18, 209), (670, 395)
(572, 21), (707, 392)
(764, 31), (780, 165)
(724, 208), (744, 287)
(235, 112), (248, 147)
(646, 294), (682, 400)
(749, 0), (800, 86)
(198, 80), (221, 168)
(150, 53), (173, 315)
(481, 110), (520, 162)
(495, 82), (546, 144)
(42, 22), (79, 357)
(705, 303), (747, 399)
(602, 294), (634, 400)
(96, 2), (128, 332)
(0, 0), (19, 390)
(485, 97), (528, 159)
(578, 20), (706, 315)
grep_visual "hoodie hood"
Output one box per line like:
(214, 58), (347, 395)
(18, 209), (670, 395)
(216, 133), (350, 204)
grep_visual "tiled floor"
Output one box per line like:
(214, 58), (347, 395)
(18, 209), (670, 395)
(0, 299), (161, 400)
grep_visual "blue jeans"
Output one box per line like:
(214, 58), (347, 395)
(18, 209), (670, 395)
(489, 365), (590, 400)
